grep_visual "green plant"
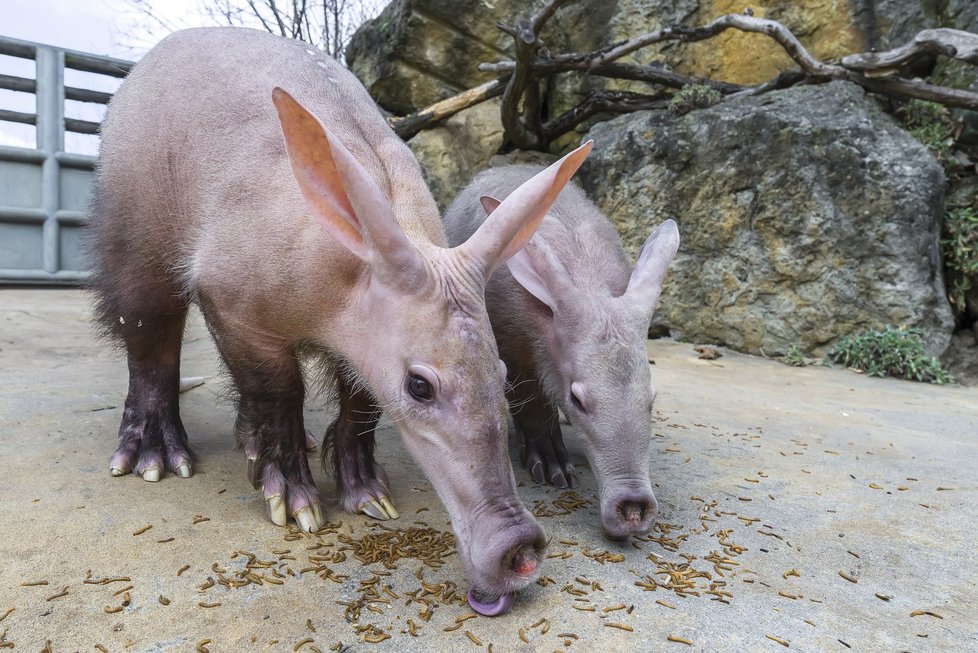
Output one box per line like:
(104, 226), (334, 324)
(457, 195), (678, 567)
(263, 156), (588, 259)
(668, 84), (722, 116)
(898, 99), (954, 163)
(942, 205), (978, 312)
(783, 344), (807, 367)
(823, 327), (952, 384)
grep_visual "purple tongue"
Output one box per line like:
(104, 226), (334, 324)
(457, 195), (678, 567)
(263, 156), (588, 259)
(467, 589), (516, 616)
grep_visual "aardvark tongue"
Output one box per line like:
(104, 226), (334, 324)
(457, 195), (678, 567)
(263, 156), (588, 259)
(467, 589), (516, 616)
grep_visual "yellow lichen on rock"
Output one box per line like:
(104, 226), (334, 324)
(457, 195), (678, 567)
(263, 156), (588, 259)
(676, 0), (864, 85)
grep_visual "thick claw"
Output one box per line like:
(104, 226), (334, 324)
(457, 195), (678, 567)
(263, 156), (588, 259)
(361, 499), (391, 520)
(467, 589), (516, 616)
(304, 429), (318, 452)
(247, 457), (260, 490)
(176, 464), (192, 478)
(266, 493), (287, 526)
(142, 468), (161, 482)
(311, 502), (326, 527)
(294, 504), (323, 532)
(110, 466), (129, 477)
(529, 460), (545, 484)
(178, 376), (206, 393)
(379, 497), (399, 519)
(550, 469), (568, 489)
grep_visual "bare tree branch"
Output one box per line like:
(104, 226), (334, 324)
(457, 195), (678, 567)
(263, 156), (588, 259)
(842, 28), (978, 73)
(390, 78), (508, 139)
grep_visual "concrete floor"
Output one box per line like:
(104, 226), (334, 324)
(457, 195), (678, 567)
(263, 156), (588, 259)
(1, 288), (976, 652)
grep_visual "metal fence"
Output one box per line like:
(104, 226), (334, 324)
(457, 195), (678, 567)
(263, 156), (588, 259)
(0, 36), (132, 284)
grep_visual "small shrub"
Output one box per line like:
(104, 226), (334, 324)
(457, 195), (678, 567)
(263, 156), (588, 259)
(899, 99), (954, 162)
(668, 84), (722, 115)
(783, 344), (807, 367)
(942, 205), (978, 313)
(823, 327), (952, 384)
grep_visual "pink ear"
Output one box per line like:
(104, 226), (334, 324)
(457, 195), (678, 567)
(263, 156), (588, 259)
(273, 87), (369, 259)
(507, 244), (557, 310)
(506, 238), (575, 314)
(460, 140), (593, 279)
(480, 195), (501, 215)
(625, 219), (680, 314)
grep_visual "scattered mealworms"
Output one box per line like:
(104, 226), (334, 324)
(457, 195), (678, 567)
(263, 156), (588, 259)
(198, 601), (222, 608)
(21, 580), (49, 586)
(159, 595), (171, 605)
(41, 641), (52, 653)
(196, 639), (211, 653)
(847, 550), (860, 559)
(104, 605), (123, 614)
(45, 587), (69, 601)
(910, 610), (943, 619)
(306, 619), (316, 632)
(838, 570), (858, 584)
(868, 483), (882, 490)
(571, 604), (595, 612)
(193, 514), (211, 524)
(603, 604), (627, 613)
(778, 591), (799, 600)
(518, 627), (529, 643)
(875, 593), (891, 602)
(113, 585), (134, 596)
(132, 524), (153, 536)
(559, 540), (578, 546)
(766, 634), (789, 647)
(0, 609), (12, 622)
(177, 565), (191, 576)
(121, 592), (131, 607)
(936, 487), (954, 491)
(783, 569), (800, 579)
(656, 599), (677, 609)
(604, 623), (633, 632)
(557, 634), (579, 640)
(157, 537), (175, 543)
(294, 638), (314, 651)
(541, 619), (550, 635)
(530, 618), (545, 629)
(464, 630), (482, 646)
(804, 619), (815, 627)
(667, 635), (692, 645)
(95, 645), (109, 652)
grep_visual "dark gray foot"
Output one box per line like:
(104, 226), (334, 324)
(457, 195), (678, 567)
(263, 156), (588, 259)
(509, 378), (577, 488)
(110, 410), (193, 482)
(326, 375), (398, 520)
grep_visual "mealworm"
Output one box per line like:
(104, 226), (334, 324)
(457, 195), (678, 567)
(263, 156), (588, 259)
(557, 634), (579, 639)
(910, 610), (943, 619)
(875, 593), (891, 601)
(159, 595), (171, 605)
(766, 634), (789, 647)
(605, 623), (633, 632)
(196, 639), (211, 653)
(21, 580), (48, 586)
(157, 538), (175, 543)
(95, 645), (109, 652)
(121, 592), (131, 607)
(603, 604), (626, 613)
(198, 601), (221, 608)
(0, 608), (12, 622)
(45, 587), (69, 601)
(294, 637), (314, 651)
(306, 619), (316, 632)
(104, 605), (123, 613)
(838, 570), (858, 584)
(530, 618), (545, 629)
(656, 599), (677, 609)
(177, 565), (191, 576)
(667, 635), (692, 645)
(464, 631), (482, 646)
(518, 627), (528, 643)
(132, 524), (153, 535)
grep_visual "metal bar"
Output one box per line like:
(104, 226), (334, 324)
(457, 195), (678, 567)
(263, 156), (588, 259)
(0, 269), (89, 282)
(0, 109), (36, 125)
(35, 45), (64, 275)
(0, 35), (132, 77)
(65, 85), (113, 104)
(55, 210), (88, 225)
(0, 206), (47, 222)
(65, 117), (101, 135)
(0, 145), (46, 163)
(0, 73), (35, 93)
(55, 151), (97, 169)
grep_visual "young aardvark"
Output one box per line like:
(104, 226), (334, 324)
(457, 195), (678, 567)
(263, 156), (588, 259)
(444, 166), (680, 540)
(86, 27), (591, 615)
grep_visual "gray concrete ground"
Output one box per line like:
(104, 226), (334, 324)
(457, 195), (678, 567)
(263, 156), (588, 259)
(1, 288), (976, 652)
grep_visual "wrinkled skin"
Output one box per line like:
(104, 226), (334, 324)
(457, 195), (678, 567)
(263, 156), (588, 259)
(444, 166), (680, 540)
(87, 27), (591, 609)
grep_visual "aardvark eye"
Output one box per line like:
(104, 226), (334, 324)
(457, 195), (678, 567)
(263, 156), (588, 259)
(408, 374), (433, 401)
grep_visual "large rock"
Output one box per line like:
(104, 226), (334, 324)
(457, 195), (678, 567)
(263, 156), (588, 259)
(578, 81), (955, 357)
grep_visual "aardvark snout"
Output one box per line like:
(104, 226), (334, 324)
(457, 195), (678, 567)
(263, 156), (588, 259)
(602, 485), (658, 540)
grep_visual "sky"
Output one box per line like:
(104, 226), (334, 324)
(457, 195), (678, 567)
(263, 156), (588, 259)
(1, 0), (260, 153)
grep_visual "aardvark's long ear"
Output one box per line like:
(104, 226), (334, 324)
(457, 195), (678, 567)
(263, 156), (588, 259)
(625, 219), (680, 315)
(273, 87), (423, 281)
(457, 140), (593, 280)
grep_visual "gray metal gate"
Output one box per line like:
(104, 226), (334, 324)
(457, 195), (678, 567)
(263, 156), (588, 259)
(0, 36), (132, 284)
